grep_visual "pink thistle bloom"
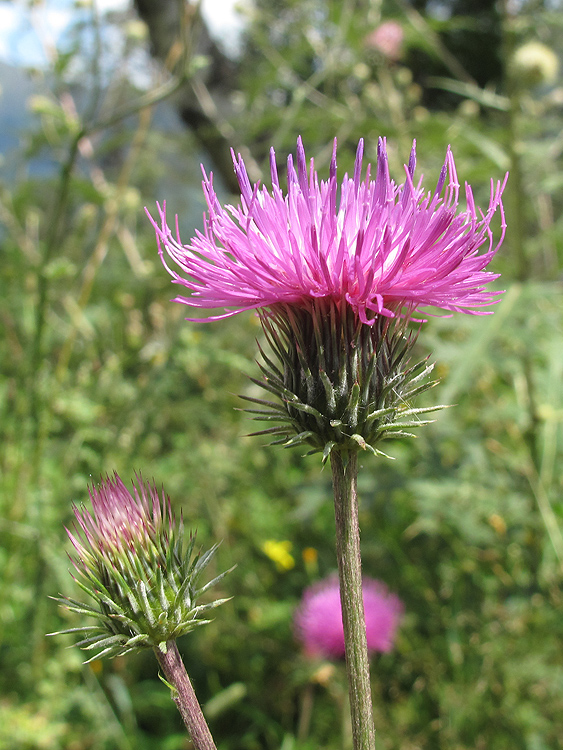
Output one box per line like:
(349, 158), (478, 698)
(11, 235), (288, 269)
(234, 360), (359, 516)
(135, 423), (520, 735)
(294, 575), (403, 659)
(365, 21), (405, 61)
(149, 137), (506, 326)
(67, 473), (170, 564)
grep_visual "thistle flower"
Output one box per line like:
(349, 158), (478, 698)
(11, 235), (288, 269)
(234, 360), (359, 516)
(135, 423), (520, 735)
(51, 474), (231, 660)
(151, 137), (505, 324)
(365, 21), (404, 62)
(294, 575), (403, 659)
(149, 138), (506, 457)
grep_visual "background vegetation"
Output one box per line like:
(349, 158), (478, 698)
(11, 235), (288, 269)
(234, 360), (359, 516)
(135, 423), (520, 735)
(1, 0), (562, 748)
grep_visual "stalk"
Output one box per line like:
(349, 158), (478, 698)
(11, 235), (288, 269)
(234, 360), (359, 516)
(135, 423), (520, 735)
(330, 449), (375, 750)
(154, 641), (217, 750)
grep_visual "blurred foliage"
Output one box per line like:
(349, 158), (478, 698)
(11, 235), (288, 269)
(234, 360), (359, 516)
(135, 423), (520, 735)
(1, 0), (563, 748)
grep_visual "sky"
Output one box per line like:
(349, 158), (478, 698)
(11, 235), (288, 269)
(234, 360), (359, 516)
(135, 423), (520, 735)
(0, 0), (246, 68)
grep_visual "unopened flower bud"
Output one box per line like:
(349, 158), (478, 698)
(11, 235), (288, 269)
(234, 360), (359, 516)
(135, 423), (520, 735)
(51, 473), (232, 660)
(510, 41), (559, 88)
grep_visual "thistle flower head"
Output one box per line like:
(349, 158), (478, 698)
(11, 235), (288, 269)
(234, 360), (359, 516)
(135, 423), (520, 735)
(52, 474), (231, 660)
(365, 21), (404, 61)
(68, 473), (170, 562)
(294, 574), (403, 659)
(150, 137), (506, 324)
(148, 138), (506, 458)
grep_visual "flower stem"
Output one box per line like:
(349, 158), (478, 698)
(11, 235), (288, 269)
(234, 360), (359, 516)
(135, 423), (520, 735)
(330, 450), (375, 750)
(154, 641), (217, 750)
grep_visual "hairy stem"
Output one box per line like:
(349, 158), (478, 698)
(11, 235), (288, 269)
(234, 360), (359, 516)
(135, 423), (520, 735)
(330, 450), (375, 750)
(154, 641), (217, 750)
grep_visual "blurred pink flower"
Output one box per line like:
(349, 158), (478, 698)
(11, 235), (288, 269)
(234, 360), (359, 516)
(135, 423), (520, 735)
(365, 21), (404, 61)
(149, 138), (506, 326)
(294, 575), (403, 659)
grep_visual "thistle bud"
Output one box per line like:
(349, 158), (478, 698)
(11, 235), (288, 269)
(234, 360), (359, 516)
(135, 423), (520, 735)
(509, 41), (559, 89)
(51, 473), (231, 660)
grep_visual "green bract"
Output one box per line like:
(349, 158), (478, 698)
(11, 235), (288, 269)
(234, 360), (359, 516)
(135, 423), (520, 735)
(244, 300), (445, 460)
(51, 475), (231, 660)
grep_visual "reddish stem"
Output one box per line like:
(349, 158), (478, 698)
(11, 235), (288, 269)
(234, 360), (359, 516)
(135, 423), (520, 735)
(154, 641), (217, 750)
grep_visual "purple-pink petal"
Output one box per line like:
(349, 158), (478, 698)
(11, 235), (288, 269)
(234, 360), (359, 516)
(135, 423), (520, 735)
(68, 473), (170, 561)
(148, 138), (506, 324)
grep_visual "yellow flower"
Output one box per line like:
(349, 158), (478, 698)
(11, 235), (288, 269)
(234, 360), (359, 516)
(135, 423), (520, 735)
(261, 540), (295, 571)
(302, 547), (318, 564)
(302, 546), (319, 576)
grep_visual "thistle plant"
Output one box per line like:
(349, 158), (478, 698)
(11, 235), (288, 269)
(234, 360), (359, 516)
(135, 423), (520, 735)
(52, 473), (231, 750)
(149, 137), (506, 750)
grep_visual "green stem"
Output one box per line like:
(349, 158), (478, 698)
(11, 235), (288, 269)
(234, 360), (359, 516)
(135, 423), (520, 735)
(330, 450), (375, 750)
(501, 0), (528, 282)
(154, 641), (217, 750)
(31, 133), (81, 385)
